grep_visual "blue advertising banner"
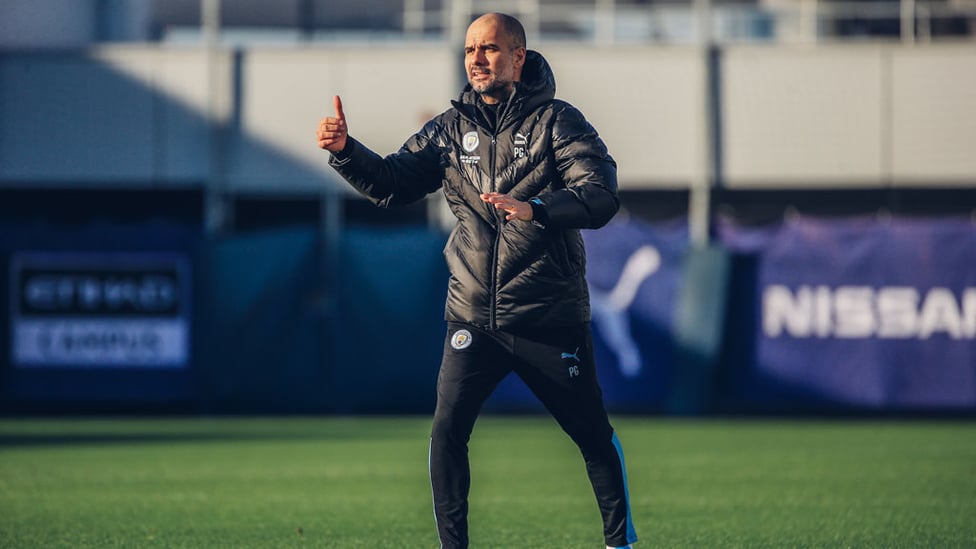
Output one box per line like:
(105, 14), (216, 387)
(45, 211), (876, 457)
(485, 215), (689, 412)
(10, 252), (191, 369)
(718, 215), (976, 410)
(0, 222), (200, 408)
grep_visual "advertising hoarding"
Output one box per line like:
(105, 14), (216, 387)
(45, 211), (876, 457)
(10, 252), (191, 369)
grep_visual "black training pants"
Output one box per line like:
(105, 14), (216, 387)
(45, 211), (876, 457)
(429, 322), (638, 549)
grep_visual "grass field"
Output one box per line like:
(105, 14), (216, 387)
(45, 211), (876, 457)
(1, 417), (974, 548)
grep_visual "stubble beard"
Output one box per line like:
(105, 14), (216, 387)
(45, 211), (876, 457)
(471, 75), (513, 103)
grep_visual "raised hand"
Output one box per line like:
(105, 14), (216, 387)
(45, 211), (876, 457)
(316, 95), (348, 153)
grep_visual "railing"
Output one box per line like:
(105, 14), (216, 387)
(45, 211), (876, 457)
(401, 0), (976, 46)
(157, 1), (976, 47)
(3, 0), (972, 50)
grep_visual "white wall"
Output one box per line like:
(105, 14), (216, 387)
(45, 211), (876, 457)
(0, 48), (214, 185)
(0, 45), (453, 193)
(890, 45), (976, 186)
(228, 46), (455, 191)
(723, 45), (887, 187)
(1, 43), (973, 192)
(544, 47), (706, 188)
(722, 43), (976, 188)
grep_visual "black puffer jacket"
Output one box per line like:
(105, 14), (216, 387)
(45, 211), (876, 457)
(329, 50), (618, 332)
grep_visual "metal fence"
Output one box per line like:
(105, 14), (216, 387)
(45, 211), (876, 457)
(3, 0), (975, 50)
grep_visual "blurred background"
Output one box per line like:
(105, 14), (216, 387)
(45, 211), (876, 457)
(0, 0), (974, 416)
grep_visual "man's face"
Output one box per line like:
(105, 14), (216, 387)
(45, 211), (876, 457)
(464, 17), (525, 104)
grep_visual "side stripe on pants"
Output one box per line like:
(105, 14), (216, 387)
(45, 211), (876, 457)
(612, 432), (639, 544)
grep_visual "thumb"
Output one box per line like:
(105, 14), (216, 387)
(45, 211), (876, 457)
(333, 95), (345, 121)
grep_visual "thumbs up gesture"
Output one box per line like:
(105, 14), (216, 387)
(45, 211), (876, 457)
(316, 95), (348, 153)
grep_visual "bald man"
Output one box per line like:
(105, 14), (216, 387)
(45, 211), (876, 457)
(318, 13), (638, 549)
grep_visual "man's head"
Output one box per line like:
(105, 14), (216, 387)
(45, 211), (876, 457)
(464, 13), (527, 104)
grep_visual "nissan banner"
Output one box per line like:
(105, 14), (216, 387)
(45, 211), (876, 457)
(719, 215), (976, 409)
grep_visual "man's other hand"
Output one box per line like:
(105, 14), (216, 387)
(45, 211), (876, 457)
(481, 192), (533, 222)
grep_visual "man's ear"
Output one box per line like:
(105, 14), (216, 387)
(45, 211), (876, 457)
(514, 47), (527, 78)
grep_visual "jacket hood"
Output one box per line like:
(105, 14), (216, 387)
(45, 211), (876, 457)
(454, 50), (556, 123)
(514, 49), (556, 103)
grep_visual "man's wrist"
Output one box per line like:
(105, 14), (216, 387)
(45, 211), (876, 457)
(331, 139), (355, 160)
(529, 198), (549, 228)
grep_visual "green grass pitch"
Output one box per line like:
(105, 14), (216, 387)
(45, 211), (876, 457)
(1, 416), (974, 548)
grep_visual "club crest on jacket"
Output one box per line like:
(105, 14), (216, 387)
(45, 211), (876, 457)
(462, 131), (479, 152)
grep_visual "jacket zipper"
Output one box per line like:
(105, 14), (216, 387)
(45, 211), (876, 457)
(478, 91), (516, 332)
(488, 133), (500, 330)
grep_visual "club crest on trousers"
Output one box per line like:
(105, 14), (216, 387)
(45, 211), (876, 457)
(451, 329), (473, 350)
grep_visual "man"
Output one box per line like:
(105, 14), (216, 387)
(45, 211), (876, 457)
(317, 13), (637, 549)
